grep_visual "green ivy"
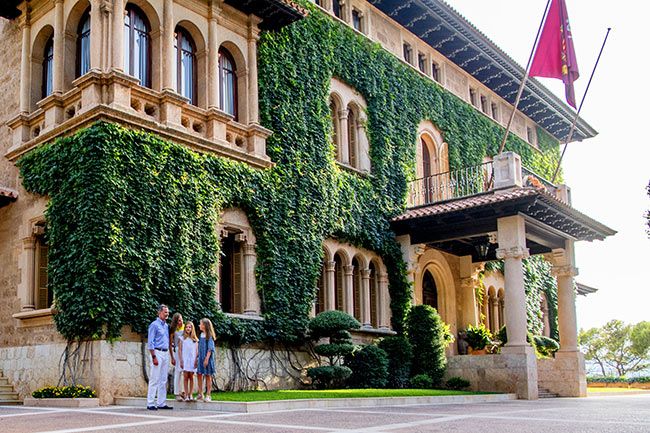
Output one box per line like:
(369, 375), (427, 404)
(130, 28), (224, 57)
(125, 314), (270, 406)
(17, 2), (561, 343)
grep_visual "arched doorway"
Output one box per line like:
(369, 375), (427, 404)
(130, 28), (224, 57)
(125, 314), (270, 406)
(422, 269), (438, 310)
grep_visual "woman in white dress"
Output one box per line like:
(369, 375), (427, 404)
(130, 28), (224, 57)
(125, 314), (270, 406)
(178, 321), (198, 401)
(169, 313), (184, 401)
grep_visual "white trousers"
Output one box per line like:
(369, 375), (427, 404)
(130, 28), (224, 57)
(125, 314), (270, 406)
(147, 349), (169, 407)
(173, 349), (183, 395)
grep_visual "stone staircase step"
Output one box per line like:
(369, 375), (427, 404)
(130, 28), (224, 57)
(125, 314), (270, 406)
(0, 385), (13, 392)
(0, 399), (23, 405)
(0, 378), (9, 386)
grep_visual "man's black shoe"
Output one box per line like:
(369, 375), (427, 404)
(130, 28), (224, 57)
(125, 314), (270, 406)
(146, 406), (158, 411)
(157, 405), (173, 410)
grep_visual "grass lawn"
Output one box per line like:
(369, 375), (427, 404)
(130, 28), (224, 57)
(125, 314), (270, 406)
(189, 389), (480, 402)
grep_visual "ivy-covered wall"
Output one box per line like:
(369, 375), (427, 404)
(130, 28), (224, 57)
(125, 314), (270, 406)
(17, 3), (561, 343)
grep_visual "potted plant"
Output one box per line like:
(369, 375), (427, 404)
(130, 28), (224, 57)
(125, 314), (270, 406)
(25, 385), (99, 408)
(465, 324), (492, 355)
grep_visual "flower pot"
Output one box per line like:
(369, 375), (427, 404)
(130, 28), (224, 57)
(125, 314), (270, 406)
(24, 397), (100, 408)
(468, 347), (487, 355)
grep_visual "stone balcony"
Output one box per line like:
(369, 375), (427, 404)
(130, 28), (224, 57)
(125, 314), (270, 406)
(5, 70), (272, 168)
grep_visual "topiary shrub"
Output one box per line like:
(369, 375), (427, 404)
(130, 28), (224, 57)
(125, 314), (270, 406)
(410, 374), (433, 389)
(307, 311), (361, 388)
(378, 335), (413, 388)
(407, 305), (448, 387)
(345, 344), (389, 388)
(466, 324), (492, 351)
(446, 377), (470, 390)
(306, 365), (353, 389)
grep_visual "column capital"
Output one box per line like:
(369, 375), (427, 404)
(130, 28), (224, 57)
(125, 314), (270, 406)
(338, 109), (349, 120)
(361, 268), (371, 279)
(496, 246), (529, 260)
(378, 272), (389, 283)
(242, 243), (256, 256)
(459, 276), (477, 289)
(343, 265), (354, 275)
(551, 265), (578, 278)
(325, 260), (336, 272)
(100, 0), (112, 14)
(22, 237), (36, 249)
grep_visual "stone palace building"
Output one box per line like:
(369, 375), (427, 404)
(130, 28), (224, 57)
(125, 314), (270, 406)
(0, 0), (614, 404)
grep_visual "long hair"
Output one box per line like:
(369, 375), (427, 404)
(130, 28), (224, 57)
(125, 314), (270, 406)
(183, 321), (198, 342)
(200, 318), (216, 341)
(170, 313), (183, 334)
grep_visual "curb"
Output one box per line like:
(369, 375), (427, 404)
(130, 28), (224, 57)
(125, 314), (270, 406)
(114, 393), (517, 413)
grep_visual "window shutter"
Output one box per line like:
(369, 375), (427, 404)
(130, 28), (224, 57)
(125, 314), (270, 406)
(232, 242), (242, 313)
(37, 243), (49, 309)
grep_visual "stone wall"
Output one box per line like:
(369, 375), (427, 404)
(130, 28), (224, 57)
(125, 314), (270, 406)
(537, 351), (587, 397)
(446, 350), (538, 399)
(0, 339), (316, 405)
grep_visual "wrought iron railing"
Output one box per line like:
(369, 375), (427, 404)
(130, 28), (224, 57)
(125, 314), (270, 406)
(408, 161), (494, 207)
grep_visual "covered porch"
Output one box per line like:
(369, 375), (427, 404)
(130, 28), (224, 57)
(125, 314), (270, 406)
(392, 152), (615, 399)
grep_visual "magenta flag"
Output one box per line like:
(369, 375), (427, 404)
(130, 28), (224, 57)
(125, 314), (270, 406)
(529, 0), (579, 108)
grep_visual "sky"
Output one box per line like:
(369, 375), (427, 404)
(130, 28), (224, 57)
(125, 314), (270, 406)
(445, 0), (650, 330)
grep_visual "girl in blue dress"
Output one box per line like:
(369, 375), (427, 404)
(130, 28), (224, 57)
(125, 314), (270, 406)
(196, 318), (216, 401)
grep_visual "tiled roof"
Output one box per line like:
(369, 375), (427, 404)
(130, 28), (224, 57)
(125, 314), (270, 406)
(393, 188), (538, 221)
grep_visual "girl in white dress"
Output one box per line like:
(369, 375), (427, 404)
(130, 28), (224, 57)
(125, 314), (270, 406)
(178, 321), (198, 401)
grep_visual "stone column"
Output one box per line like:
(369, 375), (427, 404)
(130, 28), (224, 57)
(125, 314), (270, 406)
(52, 0), (65, 94)
(458, 255), (479, 329)
(325, 261), (336, 311)
(490, 296), (500, 332)
(112, 0), (125, 71)
(207, 2), (220, 109)
(496, 215), (529, 348)
(242, 243), (258, 315)
(361, 268), (371, 328)
(343, 264), (354, 316)
(19, 13), (31, 113)
(396, 235), (423, 305)
(247, 18), (261, 124)
(162, 0), (174, 91)
(338, 109), (350, 165)
(493, 151), (522, 190)
(21, 237), (36, 311)
(378, 272), (390, 329)
(551, 244), (579, 352)
(89, 0), (102, 71)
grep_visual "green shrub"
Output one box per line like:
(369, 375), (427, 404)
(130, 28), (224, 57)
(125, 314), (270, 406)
(586, 376), (625, 383)
(496, 325), (508, 344)
(533, 335), (560, 357)
(309, 311), (361, 340)
(378, 335), (413, 389)
(446, 377), (470, 390)
(306, 366), (352, 389)
(345, 345), (389, 388)
(629, 376), (650, 383)
(314, 343), (355, 358)
(410, 374), (433, 389)
(32, 385), (96, 399)
(407, 305), (447, 386)
(466, 324), (492, 350)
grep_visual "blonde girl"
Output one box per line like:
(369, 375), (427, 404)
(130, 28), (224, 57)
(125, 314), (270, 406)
(178, 321), (198, 401)
(196, 318), (216, 401)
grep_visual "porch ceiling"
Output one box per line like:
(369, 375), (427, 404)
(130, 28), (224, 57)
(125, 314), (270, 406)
(391, 187), (616, 262)
(0, 186), (18, 208)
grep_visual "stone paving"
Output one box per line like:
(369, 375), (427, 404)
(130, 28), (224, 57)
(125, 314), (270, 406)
(1, 394), (649, 433)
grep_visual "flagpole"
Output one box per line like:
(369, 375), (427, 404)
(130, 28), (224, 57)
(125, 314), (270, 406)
(551, 27), (611, 183)
(497, 0), (552, 155)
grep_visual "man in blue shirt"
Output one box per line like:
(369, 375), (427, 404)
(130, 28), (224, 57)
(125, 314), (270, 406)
(146, 304), (173, 410)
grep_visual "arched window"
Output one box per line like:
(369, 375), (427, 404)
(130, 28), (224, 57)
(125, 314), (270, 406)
(124, 5), (151, 87)
(422, 270), (438, 310)
(219, 231), (243, 314)
(334, 253), (345, 311)
(330, 99), (340, 159)
(42, 37), (54, 98)
(174, 27), (196, 105)
(348, 106), (358, 168)
(422, 138), (432, 178)
(369, 261), (378, 328)
(219, 48), (237, 120)
(76, 10), (91, 78)
(352, 257), (362, 322)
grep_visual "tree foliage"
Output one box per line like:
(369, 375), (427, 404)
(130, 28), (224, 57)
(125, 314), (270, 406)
(407, 305), (449, 386)
(579, 320), (650, 377)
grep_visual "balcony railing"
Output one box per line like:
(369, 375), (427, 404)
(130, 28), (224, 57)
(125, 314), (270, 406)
(408, 157), (561, 208)
(408, 161), (494, 207)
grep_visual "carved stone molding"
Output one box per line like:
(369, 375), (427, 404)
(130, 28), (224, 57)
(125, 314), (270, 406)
(496, 246), (529, 260)
(325, 260), (336, 272)
(551, 265), (579, 278)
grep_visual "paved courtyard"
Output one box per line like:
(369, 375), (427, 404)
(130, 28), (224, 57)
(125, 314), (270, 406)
(1, 394), (649, 433)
